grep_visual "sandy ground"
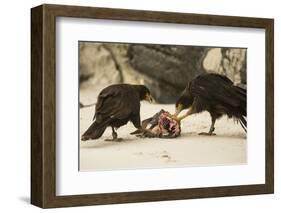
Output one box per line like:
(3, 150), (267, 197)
(79, 87), (247, 171)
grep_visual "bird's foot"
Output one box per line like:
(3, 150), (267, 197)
(198, 132), (216, 136)
(130, 129), (143, 135)
(131, 128), (156, 138)
(136, 129), (156, 138)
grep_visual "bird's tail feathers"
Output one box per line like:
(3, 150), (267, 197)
(239, 116), (247, 133)
(234, 85), (247, 116)
(81, 118), (110, 141)
(234, 85), (246, 95)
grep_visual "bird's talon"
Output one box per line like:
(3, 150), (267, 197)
(130, 129), (143, 135)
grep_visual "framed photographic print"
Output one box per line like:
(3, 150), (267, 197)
(31, 4), (274, 208)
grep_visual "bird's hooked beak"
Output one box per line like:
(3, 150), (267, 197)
(145, 93), (153, 103)
(174, 104), (183, 116)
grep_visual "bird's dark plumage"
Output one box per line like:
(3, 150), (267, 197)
(176, 73), (247, 134)
(81, 84), (152, 141)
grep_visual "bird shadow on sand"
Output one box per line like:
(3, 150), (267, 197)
(180, 131), (246, 139)
(214, 134), (246, 139)
(80, 137), (140, 149)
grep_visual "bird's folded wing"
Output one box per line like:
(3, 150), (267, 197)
(190, 74), (243, 108)
(95, 88), (139, 121)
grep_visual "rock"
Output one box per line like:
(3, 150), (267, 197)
(79, 42), (144, 89)
(128, 44), (207, 103)
(203, 48), (247, 85)
(79, 43), (122, 86)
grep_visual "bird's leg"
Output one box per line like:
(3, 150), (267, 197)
(112, 127), (123, 141)
(208, 118), (216, 134)
(105, 127), (123, 142)
(199, 117), (216, 136)
(130, 114), (143, 135)
(112, 127), (118, 140)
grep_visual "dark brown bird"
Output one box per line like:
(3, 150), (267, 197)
(174, 73), (246, 135)
(81, 84), (153, 141)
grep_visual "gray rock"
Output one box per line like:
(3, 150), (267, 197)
(128, 44), (207, 103)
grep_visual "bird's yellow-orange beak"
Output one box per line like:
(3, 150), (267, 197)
(174, 104), (183, 116)
(145, 93), (153, 103)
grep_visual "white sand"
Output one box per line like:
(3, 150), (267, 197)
(79, 90), (247, 171)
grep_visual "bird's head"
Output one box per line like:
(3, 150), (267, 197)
(137, 85), (153, 103)
(175, 94), (193, 116)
